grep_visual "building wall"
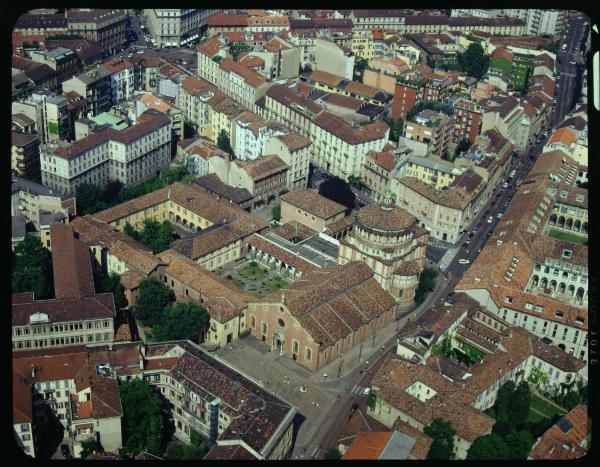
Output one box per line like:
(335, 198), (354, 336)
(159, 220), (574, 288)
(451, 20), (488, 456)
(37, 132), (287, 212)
(313, 38), (354, 80)
(12, 317), (115, 352)
(265, 138), (310, 190)
(392, 83), (420, 121)
(14, 423), (35, 458)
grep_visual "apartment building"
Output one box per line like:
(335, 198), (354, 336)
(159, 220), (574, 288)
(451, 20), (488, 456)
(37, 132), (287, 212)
(12, 91), (71, 144)
(280, 188), (347, 232)
(481, 96), (529, 152)
(525, 9), (566, 36)
(29, 47), (82, 83)
(206, 13), (249, 38)
(11, 132), (41, 179)
(11, 176), (75, 232)
(247, 261), (398, 372)
(145, 9), (220, 48)
(138, 340), (297, 459)
(338, 198), (428, 306)
(217, 58), (271, 111)
(265, 131), (312, 189)
(361, 148), (407, 202)
(313, 37), (355, 80)
(456, 150), (589, 361)
(66, 9), (127, 54)
(234, 111), (288, 160)
(403, 110), (452, 157)
(12, 224), (116, 353)
(13, 347), (123, 458)
(529, 405), (590, 459)
(62, 66), (112, 117)
(452, 98), (484, 144)
(100, 58), (136, 104)
(40, 109), (171, 194)
(231, 155), (289, 209)
(179, 75), (218, 134)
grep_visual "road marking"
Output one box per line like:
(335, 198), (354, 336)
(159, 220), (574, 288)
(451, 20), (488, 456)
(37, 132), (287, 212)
(439, 247), (459, 271)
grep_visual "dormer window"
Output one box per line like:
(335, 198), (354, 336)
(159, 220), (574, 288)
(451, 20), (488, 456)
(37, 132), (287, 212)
(556, 311), (564, 319)
(560, 191), (568, 199)
(504, 296), (513, 304)
(562, 249), (572, 258)
(576, 316), (585, 325)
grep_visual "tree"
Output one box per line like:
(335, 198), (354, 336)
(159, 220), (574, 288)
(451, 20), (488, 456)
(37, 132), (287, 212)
(454, 138), (472, 157)
(160, 164), (188, 185)
(323, 447), (342, 460)
(119, 379), (167, 456)
(132, 277), (175, 326)
(163, 431), (209, 460)
(386, 117), (404, 142)
(125, 219), (178, 254)
(164, 443), (186, 460)
(414, 266), (439, 305)
(353, 57), (369, 82)
(229, 42), (250, 61)
(505, 429), (535, 459)
(79, 437), (104, 459)
(509, 382), (531, 428)
(458, 43), (490, 80)
(302, 63), (313, 73)
(467, 433), (510, 459)
(217, 130), (235, 159)
(152, 302), (210, 343)
(96, 273), (128, 309)
(101, 180), (124, 205)
(76, 183), (104, 215)
(424, 418), (456, 460)
(318, 175), (355, 210)
(271, 204), (281, 222)
(12, 235), (54, 299)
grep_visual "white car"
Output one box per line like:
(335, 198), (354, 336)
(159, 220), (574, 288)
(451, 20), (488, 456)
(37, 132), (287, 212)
(458, 259), (470, 265)
(137, 50), (144, 54)
(487, 217), (493, 223)
(497, 213), (503, 219)
(362, 387), (371, 396)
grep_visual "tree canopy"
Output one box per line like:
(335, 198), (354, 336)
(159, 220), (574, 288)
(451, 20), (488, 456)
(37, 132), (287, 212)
(385, 117), (404, 142)
(414, 266), (438, 305)
(467, 433), (510, 459)
(318, 175), (355, 210)
(79, 437), (104, 459)
(271, 204), (281, 222)
(124, 219), (179, 254)
(323, 447), (342, 460)
(164, 431), (209, 460)
(119, 379), (168, 456)
(457, 43), (490, 80)
(152, 302), (210, 343)
(424, 418), (456, 460)
(76, 183), (105, 215)
(95, 272), (127, 309)
(132, 277), (175, 327)
(160, 163), (188, 185)
(217, 130), (235, 159)
(12, 235), (54, 299)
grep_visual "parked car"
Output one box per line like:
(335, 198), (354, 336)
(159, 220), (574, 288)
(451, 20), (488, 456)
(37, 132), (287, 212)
(468, 232), (475, 239)
(462, 241), (470, 249)
(487, 231), (492, 237)
(502, 182), (509, 189)
(497, 213), (504, 219)
(458, 259), (470, 265)
(487, 216), (493, 223)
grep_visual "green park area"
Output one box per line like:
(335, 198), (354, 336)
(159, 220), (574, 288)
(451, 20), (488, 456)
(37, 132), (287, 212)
(548, 228), (587, 246)
(489, 57), (512, 74)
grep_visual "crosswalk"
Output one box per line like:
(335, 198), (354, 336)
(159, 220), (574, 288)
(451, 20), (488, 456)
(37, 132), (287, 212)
(438, 247), (460, 271)
(350, 384), (368, 396)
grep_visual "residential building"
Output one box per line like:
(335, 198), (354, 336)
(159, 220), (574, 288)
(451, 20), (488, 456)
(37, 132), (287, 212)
(12, 91), (71, 144)
(62, 66), (112, 117)
(280, 188), (347, 232)
(265, 131), (312, 189)
(313, 37), (355, 80)
(529, 405), (590, 459)
(12, 347), (123, 458)
(403, 110), (452, 157)
(232, 155), (289, 209)
(525, 9), (566, 36)
(247, 261), (398, 371)
(193, 173), (253, 211)
(66, 9), (127, 54)
(99, 58), (136, 104)
(28, 47), (82, 83)
(456, 150), (589, 361)
(234, 111), (288, 160)
(11, 175), (75, 232)
(11, 132), (41, 180)
(145, 9), (220, 48)
(12, 55), (58, 93)
(12, 223), (116, 353)
(342, 430), (432, 460)
(451, 98), (484, 144)
(338, 196), (428, 306)
(217, 58), (272, 111)
(40, 109), (171, 194)
(206, 14), (249, 38)
(362, 148), (407, 202)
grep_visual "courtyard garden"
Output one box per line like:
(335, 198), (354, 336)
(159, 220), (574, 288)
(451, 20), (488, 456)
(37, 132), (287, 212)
(224, 261), (289, 297)
(548, 228), (587, 246)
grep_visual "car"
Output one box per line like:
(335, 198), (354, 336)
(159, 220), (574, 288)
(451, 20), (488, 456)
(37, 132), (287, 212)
(468, 232), (475, 239)
(462, 241), (470, 249)
(458, 259), (470, 265)
(61, 444), (71, 458)
(362, 387), (371, 396)
(503, 182), (509, 188)
(487, 216), (493, 223)
(510, 170), (516, 177)
(570, 61), (576, 65)
(497, 213), (503, 219)
(137, 50), (144, 54)
(127, 53), (133, 58)
(561, 44), (568, 50)
(487, 231), (492, 237)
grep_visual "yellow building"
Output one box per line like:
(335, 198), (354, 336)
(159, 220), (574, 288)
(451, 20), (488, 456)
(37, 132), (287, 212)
(404, 155), (461, 190)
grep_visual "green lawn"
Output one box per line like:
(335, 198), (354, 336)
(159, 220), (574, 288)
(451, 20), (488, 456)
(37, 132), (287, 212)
(238, 264), (269, 281)
(526, 409), (546, 423)
(530, 393), (565, 419)
(265, 276), (288, 293)
(548, 229), (588, 246)
(490, 57), (512, 74)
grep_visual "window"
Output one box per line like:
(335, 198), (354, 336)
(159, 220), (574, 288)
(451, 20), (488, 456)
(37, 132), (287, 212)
(504, 296), (513, 304)
(556, 311), (564, 319)
(525, 303), (533, 310)
(562, 249), (572, 258)
(251, 315), (256, 328)
(20, 424), (29, 432)
(305, 347), (312, 362)
(534, 305), (544, 312)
